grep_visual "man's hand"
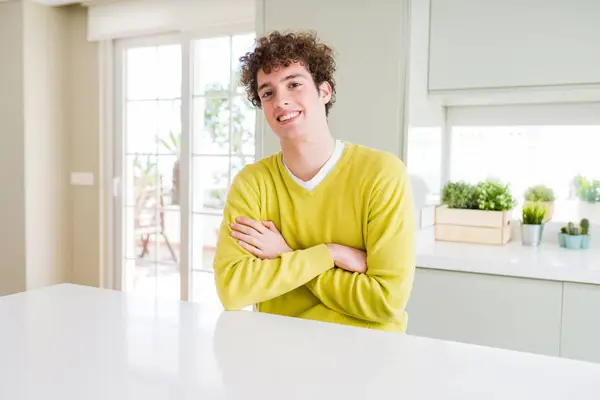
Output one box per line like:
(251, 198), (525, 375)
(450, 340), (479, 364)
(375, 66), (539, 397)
(326, 244), (367, 273)
(230, 217), (292, 259)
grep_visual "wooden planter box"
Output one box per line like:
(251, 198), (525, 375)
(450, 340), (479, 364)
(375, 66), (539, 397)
(434, 206), (513, 245)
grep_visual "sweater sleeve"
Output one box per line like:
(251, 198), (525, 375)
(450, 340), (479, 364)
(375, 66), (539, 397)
(304, 159), (416, 324)
(213, 169), (335, 311)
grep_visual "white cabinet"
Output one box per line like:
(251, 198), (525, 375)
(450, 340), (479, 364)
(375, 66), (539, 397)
(560, 283), (600, 363)
(406, 268), (563, 356)
(428, 0), (600, 93)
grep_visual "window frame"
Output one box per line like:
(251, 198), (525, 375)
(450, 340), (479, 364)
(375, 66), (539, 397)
(110, 26), (260, 302)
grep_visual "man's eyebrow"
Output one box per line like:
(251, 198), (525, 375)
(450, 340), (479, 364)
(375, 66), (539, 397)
(258, 73), (308, 92)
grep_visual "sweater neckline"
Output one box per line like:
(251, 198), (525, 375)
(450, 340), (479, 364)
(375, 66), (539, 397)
(276, 142), (356, 197)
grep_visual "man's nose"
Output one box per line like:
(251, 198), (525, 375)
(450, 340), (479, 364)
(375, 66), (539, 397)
(274, 92), (290, 108)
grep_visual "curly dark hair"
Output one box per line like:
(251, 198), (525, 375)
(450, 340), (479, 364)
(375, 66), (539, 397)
(239, 30), (337, 116)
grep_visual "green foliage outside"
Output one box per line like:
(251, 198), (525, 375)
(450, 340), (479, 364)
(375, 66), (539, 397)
(134, 66), (255, 211)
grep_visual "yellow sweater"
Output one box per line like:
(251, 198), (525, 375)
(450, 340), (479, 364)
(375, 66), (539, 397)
(213, 143), (416, 333)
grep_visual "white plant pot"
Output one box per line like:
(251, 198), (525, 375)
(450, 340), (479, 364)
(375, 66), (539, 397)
(521, 224), (544, 246)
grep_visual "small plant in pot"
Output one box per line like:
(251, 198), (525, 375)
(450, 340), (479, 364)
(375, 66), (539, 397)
(475, 180), (517, 212)
(441, 181), (478, 209)
(574, 175), (600, 203)
(558, 226), (568, 247)
(521, 202), (547, 246)
(565, 222), (582, 249)
(559, 220), (592, 249)
(436, 179), (515, 245)
(524, 185), (555, 221)
(581, 218), (591, 249)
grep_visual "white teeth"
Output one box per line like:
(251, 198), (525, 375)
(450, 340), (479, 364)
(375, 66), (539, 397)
(278, 111), (299, 122)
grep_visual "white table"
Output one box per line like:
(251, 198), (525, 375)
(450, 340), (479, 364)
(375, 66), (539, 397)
(2, 284), (600, 399)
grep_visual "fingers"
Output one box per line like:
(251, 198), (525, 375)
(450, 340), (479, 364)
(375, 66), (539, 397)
(230, 222), (259, 236)
(237, 240), (263, 257)
(235, 217), (266, 234)
(231, 231), (262, 248)
(262, 221), (278, 232)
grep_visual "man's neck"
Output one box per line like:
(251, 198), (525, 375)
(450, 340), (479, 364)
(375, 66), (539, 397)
(281, 131), (336, 182)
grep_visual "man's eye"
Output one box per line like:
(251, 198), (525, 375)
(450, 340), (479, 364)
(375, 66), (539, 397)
(261, 91), (273, 98)
(289, 82), (301, 88)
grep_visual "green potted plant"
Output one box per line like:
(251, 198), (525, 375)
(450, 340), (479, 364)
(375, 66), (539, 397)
(474, 180), (517, 212)
(441, 181), (478, 210)
(521, 202), (547, 246)
(574, 175), (600, 203)
(436, 179), (516, 245)
(574, 175), (600, 222)
(565, 222), (582, 250)
(558, 226), (568, 247)
(580, 218), (591, 249)
(524, 185), (555, 220)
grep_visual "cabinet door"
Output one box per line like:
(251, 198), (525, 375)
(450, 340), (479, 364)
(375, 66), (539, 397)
(428, 0), (600, 92)
(406, 268), (562, 356)
(561, 283), (600, 363)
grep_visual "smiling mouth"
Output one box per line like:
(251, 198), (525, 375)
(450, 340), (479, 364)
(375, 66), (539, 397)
(277, 111), (301, 123)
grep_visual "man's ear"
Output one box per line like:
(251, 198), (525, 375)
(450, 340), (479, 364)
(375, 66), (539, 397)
(318, 81), (332, 104)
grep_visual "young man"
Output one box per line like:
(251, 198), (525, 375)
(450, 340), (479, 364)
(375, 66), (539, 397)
(213, 30), (416, 333)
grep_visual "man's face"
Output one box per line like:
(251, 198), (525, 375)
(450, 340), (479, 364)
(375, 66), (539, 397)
(256, 61), (332, 141)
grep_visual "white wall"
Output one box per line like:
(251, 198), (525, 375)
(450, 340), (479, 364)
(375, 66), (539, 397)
(405, 0), (445, 220)
(259, 0), (410, 159)
(23, 1), (71, 290)
(0, 0), (71, 295)
(0, 1), (27, 295)
(407, 0), (444, 128)
(67, 5), (102, 288)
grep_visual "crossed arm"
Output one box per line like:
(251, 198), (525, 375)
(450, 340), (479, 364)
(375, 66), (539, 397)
(213, 166), (415, 323)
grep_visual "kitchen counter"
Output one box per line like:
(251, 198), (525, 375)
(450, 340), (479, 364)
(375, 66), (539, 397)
(417, 228), (600, 284)
(2, 283), (600, 399)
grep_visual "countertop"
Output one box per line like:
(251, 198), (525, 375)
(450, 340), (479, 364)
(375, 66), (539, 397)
(2, 283), (600, 399)
(416, 228), (600, 285)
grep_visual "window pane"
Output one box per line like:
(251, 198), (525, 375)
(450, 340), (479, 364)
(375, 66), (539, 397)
(125, 154), (158, 207)
(406, 127), (442, 202)
(157, 45), (181, 99)
(194, 36), (231, 95)
(156, 155), (179, 207)
(157, 100), (181, 155)
(126, 101), (158, 154)
(193, 97), (230, 155)
(127, 47), (158, 100)
(450, 125), (600, 223)
(231, 156), (254, 181)
(193, 156), (229, 212)
(231, 95), (256, 155)
(232, 33), (256, 93)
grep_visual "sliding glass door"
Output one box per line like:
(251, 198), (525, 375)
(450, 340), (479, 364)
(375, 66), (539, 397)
(114, 31), (256, 306)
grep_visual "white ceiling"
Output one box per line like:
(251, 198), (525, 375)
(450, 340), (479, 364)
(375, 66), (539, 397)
(33, 0), (81, 4)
